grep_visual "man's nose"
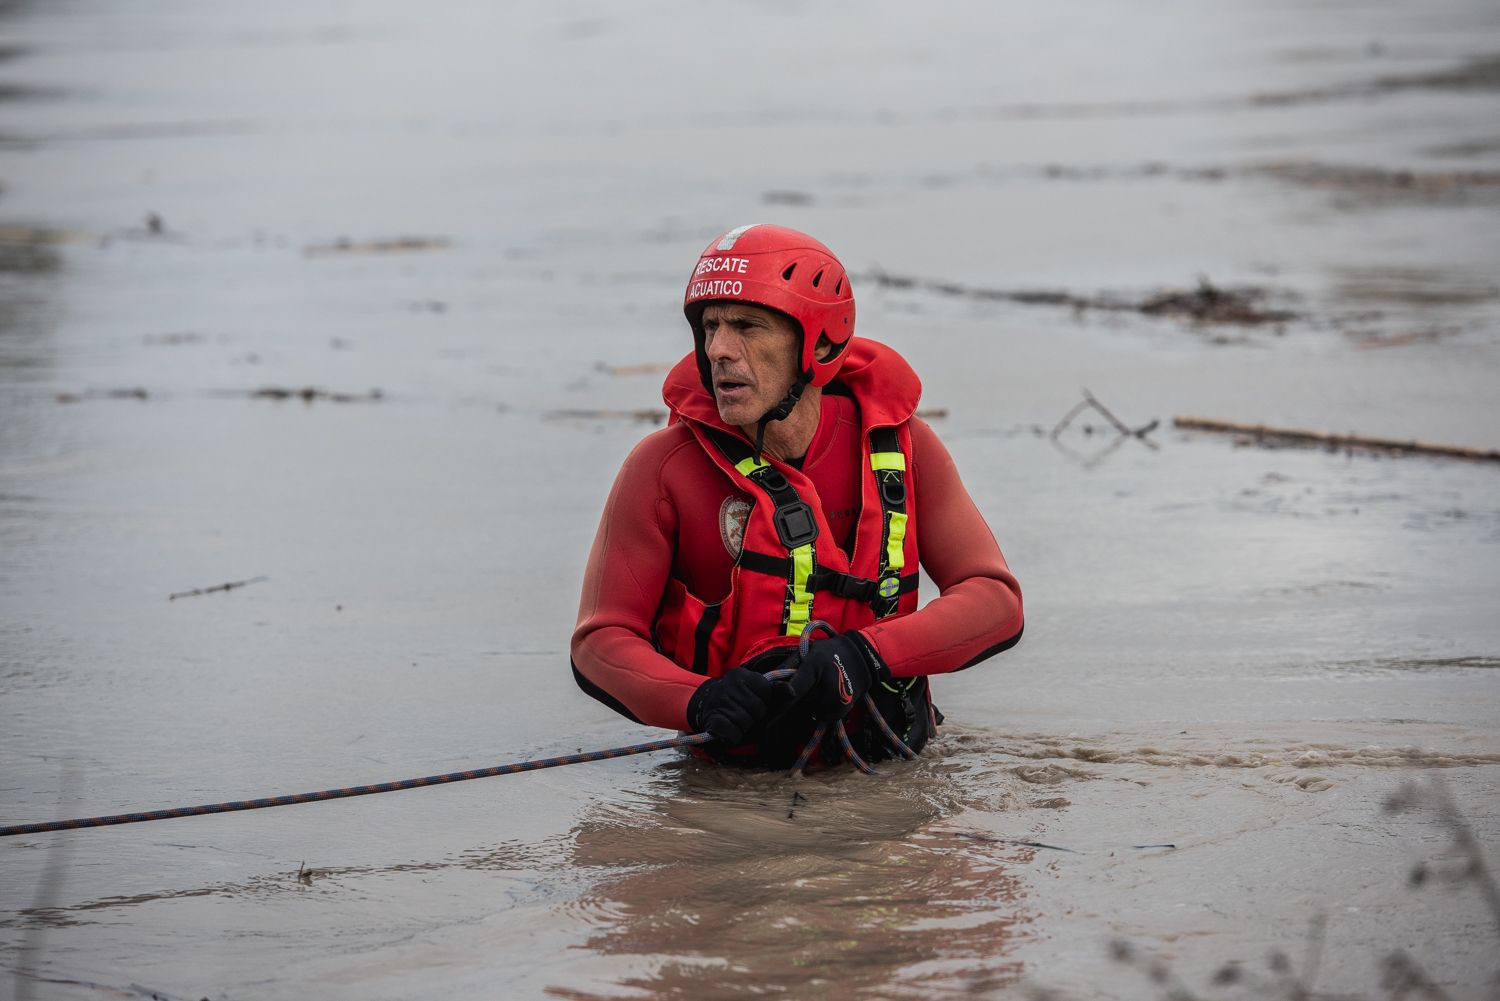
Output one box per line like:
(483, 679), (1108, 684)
(705, 329), (742, 365)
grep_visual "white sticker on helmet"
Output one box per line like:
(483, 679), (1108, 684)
(715, 224), (757, 251)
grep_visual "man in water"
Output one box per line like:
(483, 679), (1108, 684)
(571, 224), (1023, 766)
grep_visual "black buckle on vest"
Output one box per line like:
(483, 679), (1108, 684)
(880, 475), (907, 508)
(753, 467), (790, 493)
(807, 570), (879, 602)
(774, 501), (818, 550)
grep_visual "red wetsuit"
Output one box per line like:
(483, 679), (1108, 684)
(571, 340), (1024, 741)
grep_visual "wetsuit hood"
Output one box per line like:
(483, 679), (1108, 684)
(663, 337), (922, 435)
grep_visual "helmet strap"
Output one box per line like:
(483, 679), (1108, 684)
(752, 372), (809, 462)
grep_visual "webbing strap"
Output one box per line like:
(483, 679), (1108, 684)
(785, 545), (815, 636)
(709, 425), (915, 630)
(739, 550), (791, 577)
(870, 426), (910, 619)
(805, 569), (919, 603)
(707, 427), (819, 636)
(886, 511), (908, 568)
(692, 602), (722, 676)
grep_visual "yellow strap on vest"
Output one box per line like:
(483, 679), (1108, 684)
(885, 512), (908, 571)
(735, 456), (770, 476)
(869, 451), (906, 472)
(784, 544), (815, 636)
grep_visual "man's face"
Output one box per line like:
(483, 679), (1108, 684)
(701, 302), (801, 428)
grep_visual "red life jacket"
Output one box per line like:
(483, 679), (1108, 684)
(653, 340), (928, 759)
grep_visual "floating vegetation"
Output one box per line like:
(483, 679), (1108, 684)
(303, 236), (450, 257)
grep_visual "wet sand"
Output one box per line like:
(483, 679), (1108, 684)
(2, 2), (1499, 999)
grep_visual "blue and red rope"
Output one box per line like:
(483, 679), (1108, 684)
(0, 733), (716, 838)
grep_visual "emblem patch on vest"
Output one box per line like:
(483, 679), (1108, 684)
(719, 496), (752, 558)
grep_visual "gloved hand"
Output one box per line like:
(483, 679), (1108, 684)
(784, 632), (876, 722)
(687, 666), (779, 744)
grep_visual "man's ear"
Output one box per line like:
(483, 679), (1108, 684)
(814, 334), (835, 362)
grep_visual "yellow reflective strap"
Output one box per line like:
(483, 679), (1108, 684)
(784, 544), (815, 636)
(869, 451), (907, 472)
(885, 512), (908, 571)
(735, 456), (770, 477)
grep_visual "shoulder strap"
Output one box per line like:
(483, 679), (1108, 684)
(702, 427), (818, 636)
(868, 426), (911, 619)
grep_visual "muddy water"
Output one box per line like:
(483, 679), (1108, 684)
(2, 1), (1499, 999)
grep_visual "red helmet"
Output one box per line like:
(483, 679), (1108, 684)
(683, 224), (855, 389)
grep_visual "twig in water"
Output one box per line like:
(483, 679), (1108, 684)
(1081, 388), (1134, 437)
(787, 791), (806, 820)
(168, 576), (268, 601)
(1048, 397), (1091, 440)
(1173, 416), (1500, 463)
(939, 829), (1081, 854)
(1050, 389), (1159, 466)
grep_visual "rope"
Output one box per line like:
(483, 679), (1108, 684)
(0, 734), (713, 838)
(1, 623), (924, 838)
(786, 622), (917, 777)
(861, 692), (918, 761)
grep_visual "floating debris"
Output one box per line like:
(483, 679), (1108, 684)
(598, 361), (674, 377)
(862, 270), (1298, 327)
(143, 331), (206, 346)
(961, 53), (1500, 122)
(1253, 161), (1500, 196)
(1376, 53), (1500, 94)
(1137, 278), (1297, 325)
(1174, 416), (1500, 463)
(0, 224), (89, 245)
(244, 386), (384, 403)
(1039, 162), (1227, 182)
(303, 236), (450, 257)
(56, 387), (149, 403)
(1349, 327), (1461, 350)
(546, 407), (667, 423)
(936, 829), (1081, 854)
(1049, 389), (1158, 468)
(169, 576), (268, 601)
(1052, 389), (1157, 442)
(0, 225), (76, 273)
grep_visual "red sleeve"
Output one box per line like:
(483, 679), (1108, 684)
(860, 418), (1024, 677)
(571, 429), (705, 731)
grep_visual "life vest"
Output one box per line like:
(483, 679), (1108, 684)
(653, 339), (938, 763)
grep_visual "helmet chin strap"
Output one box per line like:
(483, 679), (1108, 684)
(752, 372), (809, 462)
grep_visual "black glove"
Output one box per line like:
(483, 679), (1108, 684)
(687, 666), (778, 744)
(784, 632), (876, 722)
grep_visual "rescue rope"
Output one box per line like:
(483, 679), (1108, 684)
(0, 734), (716, 838)
(0, 623), (917, 839)
(787, 621), (918, 778)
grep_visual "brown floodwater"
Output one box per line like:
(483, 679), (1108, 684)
(2, 1), (1499, 999)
